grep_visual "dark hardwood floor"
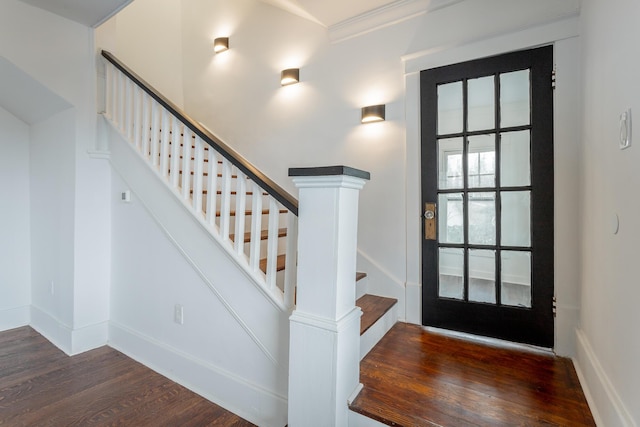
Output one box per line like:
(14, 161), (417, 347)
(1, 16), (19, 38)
(0, 327), (255, 426)
(350, 322), (595, 427)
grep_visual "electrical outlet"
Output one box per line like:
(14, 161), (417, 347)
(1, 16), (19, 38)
(174, 304), (184, 325)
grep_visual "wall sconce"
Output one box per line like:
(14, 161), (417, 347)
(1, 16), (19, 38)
(281, 68), (300, 86)
(361, 104), (386, 123)
(213, 37), (229, 53)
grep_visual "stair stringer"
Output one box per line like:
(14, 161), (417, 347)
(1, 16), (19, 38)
(106, 122), (289, 426)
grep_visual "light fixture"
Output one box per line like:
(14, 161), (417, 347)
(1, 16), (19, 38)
(281, 68), (300, 86)
(361, 104), (386, 123)
(213, 37), (229, 53)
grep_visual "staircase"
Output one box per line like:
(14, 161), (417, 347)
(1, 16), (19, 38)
(101, 50), (399, 426)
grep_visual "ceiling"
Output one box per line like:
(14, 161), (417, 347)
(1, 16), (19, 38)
(17, 0), (133, 28)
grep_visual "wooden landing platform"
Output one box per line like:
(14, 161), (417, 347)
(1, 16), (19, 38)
(350, 322), (595, 426)
(0, 327), (255, 426)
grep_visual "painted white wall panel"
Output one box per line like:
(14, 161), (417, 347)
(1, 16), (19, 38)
(577, 0), (640, 424)
(0, 106), (31, 330)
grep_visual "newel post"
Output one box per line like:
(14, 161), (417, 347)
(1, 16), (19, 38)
(287, 166), (370, 427)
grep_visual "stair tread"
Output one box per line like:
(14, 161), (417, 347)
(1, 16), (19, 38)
(259, 254), (286, 274)
(356, 272), (367, 282)
(356, 294), (397, 336)
(230, 228), (287, 243)
(216, 209), (288, 217)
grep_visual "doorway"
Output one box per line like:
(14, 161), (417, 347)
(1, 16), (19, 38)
(420, 46), (554, 347)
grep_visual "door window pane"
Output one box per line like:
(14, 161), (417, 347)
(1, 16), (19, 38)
(468, 192), (495, 245)
(500, 70), (530, 128)
(438, 138), (463, 189)
(439, 248), (464, 300)
(501, 131), (531, 187)
(438, 193), (463, 244)
(501, 251), (532, 308)
(438, 81), (463, 135)
(467, 76), (495, 132)
(468, 134), (495, 188)
(501, 191), (531, 247)
(469, 249), (496, 304)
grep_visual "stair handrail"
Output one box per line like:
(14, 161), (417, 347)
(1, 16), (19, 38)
(101, 50), (298, 216)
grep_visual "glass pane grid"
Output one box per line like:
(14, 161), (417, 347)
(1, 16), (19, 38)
(436, 70), (533, 308)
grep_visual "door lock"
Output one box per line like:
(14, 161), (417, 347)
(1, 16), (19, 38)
(424, 202), (436, 240)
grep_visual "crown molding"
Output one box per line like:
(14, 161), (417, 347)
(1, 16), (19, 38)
(328, 0), (464, 43)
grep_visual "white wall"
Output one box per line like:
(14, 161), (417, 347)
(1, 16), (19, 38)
(106, 0), (185, 109)
(0, 106), (31, 329)
(29, 108), (76, 334)
(576, 0), (640, 425)
(0, 0), (111, 353)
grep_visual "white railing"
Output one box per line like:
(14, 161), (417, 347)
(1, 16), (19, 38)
(102, 51), (297, 310)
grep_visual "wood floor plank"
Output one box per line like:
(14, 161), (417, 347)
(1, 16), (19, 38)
(351, 323), (595, 427)
(0, 327), (256, 426)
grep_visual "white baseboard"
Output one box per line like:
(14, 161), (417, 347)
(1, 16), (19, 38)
(108, 322), (287, 427)
(0, 306), (30, 331)
(574, 328), (637, 427)
(30, 306), (108, 355)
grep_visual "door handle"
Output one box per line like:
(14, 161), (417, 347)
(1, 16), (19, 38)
(424, 202), (436, 240)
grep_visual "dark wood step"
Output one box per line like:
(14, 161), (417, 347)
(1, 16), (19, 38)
(259, 254), (286, 274)
(215, 209), (287, 217)
(356, 295), (397, 335)
(350, 323), (596, 427)
(230, 228), (287, 243)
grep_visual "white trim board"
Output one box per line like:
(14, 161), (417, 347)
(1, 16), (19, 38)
(575, 329), (637, 427)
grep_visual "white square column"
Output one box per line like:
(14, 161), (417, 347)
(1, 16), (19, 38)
(288, 166), (370, 427)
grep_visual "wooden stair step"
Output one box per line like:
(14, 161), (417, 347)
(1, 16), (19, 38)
(356, 272), (367, 282)
(259, 254), (286, 274)
(230, 228), (287, 243)
(215, 208), (288, 217)
(190, 189), (267, 196)
(356, 294), (398, 336)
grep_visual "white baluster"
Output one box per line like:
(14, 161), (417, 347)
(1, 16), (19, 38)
(150, 101), (160, 168)
(181, 128), (192, 200)
(234, 174), (247, 255)
(192, 136), (205, 215)
(219, 159), (233, 241)
(249, 183), (263, 273)
(170, 119), (181, 189)
(206, 150), (219, 226)
(105, 64), (112, 121)
(141, 93), (151, 159)
(159, 109), (170, 177)
(118, 71), (126, 132)
(125, 79), (133, 140)
(284, 212), (297, 308)
(265, 198), (280, 291)
(133, 86), (142, 151)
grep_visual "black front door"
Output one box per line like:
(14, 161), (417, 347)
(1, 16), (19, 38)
(420, 46), (554, 348)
